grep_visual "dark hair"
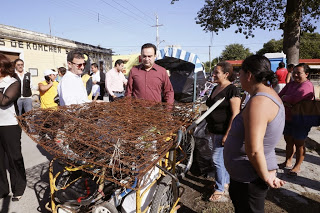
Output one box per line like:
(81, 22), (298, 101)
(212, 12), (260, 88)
(58, 67), (66, 76)
(216, 61), (235, 81)
(91, 63), (98, 68)
(67, 49), (85, 62)
(141, 43), (157, 55)
(295, 63), (311, 79)
(13, 58), (24, 66)
(287, 64), (294, 69)
(0, 54), (16, 77)
(241, 55), (277, 86)
(278, 61), (285, 68)
(115, 59), (124, 66)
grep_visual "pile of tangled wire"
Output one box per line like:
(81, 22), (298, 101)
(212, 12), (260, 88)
(17, 97), (196, 188)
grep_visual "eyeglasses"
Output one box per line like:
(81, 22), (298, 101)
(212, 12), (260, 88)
(71, 61), (86, 69)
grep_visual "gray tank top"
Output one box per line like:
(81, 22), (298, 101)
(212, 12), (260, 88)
(224, 92), (285, 183)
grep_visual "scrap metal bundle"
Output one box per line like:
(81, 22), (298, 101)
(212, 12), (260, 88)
(17, 98), (196, 188)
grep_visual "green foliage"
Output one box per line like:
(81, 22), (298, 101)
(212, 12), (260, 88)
(189, 0), (320, 39)
(221, 44), (252, 60)
(257, 39), (283, 55)
(300, 32), (320, 58)
(256, 32), (320, 58)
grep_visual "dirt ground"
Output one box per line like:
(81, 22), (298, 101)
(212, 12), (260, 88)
(178, 128), (320, 213)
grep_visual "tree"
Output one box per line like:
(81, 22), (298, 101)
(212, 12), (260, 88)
(221, 43), (252, 60)
(171, 0), (320, 65)
(256, 32), (320, 58)
(257, 39), (283, 56)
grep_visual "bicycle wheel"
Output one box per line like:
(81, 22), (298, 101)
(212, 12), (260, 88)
(175, 134), (195, 178)
(92, 202), (118, 213)
(149, 175), (178, 213)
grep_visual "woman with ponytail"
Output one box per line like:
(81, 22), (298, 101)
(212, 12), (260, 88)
(224, 55), (285, 212)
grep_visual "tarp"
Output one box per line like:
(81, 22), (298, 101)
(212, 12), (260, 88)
(156, 47), (204, 74)
(156, 47), (206, 102)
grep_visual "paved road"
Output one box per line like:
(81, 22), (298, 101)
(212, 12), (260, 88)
(1, 127), (319, 213)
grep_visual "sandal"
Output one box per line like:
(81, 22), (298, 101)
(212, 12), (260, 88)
(209, 191), (224, 202)
(278, 162), (293, 169)
(287, 170), (298, 177)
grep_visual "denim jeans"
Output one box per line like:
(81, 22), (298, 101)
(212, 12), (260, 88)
(210, 133), (230, 192)
(17, 97), (32, 115)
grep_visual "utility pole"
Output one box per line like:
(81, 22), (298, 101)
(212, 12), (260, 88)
(49, 18), (52, 37)
(209, 45), (211, 72)
(152, 14), (163, 49)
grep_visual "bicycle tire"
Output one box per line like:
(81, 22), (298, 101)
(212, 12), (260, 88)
(175, 134), (195, 177)
(149, 175), (178, 213)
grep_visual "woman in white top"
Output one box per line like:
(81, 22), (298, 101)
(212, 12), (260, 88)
(0, 54), (26, 201)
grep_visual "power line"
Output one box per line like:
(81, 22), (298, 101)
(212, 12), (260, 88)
(110, 0), (154, 25)
(122, 0), (155, 21)
(100, 0), (152, 27)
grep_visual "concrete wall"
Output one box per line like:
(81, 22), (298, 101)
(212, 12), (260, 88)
(0, 24), (112, 88)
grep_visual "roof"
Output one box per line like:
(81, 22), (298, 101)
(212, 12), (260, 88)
(156, 47), (204, 73)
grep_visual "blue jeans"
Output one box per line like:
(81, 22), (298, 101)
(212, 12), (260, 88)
(210, 133), (230, 192)
(17, 97), (32, 115)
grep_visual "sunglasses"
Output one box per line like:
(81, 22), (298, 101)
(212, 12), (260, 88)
(71, 61), (86, 69)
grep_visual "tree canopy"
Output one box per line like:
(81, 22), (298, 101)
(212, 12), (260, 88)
(171, 0), (320, 64)
(221, 44), (252, 60)
(257, 32), (320, 58)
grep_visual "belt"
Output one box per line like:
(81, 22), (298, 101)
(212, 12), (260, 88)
(113, 91), (124, 94)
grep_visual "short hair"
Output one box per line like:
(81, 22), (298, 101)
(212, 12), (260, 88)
(242, 55), (277, 86)
(14, 58), (24, 66)
(91, 63), (98, 68)
(115, 59), (124, 66)
(278, 61), (285, 68)
(287, 64), (294, 69)
(141, 43), (157, 55)
(294, 63), (311, 79)
(67, 49), (85, 62)
(58, 67), (66, 76)
(216, 61), (236, 82)
(0, 53), (15, 77)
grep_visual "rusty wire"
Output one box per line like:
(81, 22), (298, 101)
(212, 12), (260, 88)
(17, 97), (197, 189)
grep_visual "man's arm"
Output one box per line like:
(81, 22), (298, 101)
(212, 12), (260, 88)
(105, 72), (115, 97)
(38, 81), (53, 93)
(162, 71), (174, 104)
(125, 69), (134, 97)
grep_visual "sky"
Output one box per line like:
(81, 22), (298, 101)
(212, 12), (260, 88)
(1, 0), (319, 63)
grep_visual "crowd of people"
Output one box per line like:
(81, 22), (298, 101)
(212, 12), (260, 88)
(0, 43), (317, 212)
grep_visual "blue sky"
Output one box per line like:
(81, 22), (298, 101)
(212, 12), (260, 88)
(1, 0), (318, 63)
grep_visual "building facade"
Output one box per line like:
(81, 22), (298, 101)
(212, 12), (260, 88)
(0, 24), (112, 88)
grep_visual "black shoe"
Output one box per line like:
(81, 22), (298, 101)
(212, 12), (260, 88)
(12, 195), (22, 202)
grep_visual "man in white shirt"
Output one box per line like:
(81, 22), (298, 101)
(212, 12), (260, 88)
(58, 49), (91, 106)
(91, 63), (105, 101)
(105, 59), (127, 102)
(14, 59), (33, 115)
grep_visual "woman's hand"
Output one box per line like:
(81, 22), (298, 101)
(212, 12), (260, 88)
(222, 135), (227, 146)
(265, 170), (285, 188)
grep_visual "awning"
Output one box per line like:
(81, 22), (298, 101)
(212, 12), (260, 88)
(156, 47), (204, 73)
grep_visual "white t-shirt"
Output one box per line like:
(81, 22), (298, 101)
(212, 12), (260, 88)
(91, 71), (101, 97)
(58, 71), (91, 106)
(0, 76), (19, 125)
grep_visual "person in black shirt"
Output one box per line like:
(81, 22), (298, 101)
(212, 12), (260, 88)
(0, 54), (26, 202)
(206, 61), (241, 202)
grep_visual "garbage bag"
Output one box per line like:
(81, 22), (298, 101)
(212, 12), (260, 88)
(192, 120), (214, 176)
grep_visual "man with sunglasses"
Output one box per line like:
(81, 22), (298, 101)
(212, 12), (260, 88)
(58, 49), (91, 106)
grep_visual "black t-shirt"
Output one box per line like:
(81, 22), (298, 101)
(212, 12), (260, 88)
(205, 84), (240, 134)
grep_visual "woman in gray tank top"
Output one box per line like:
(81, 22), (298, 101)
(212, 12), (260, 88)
(224, 55), (286, 213)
